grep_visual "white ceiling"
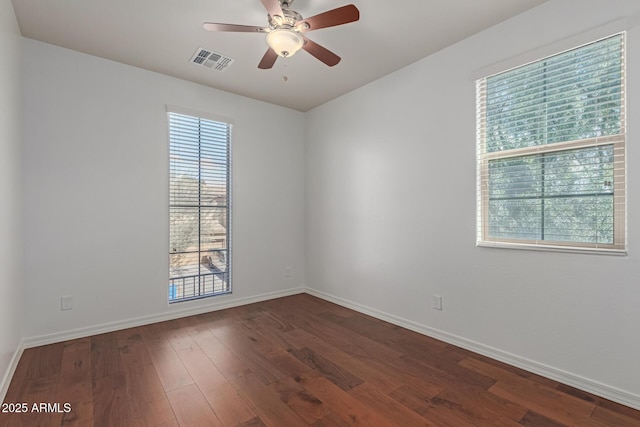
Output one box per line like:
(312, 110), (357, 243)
(11, 0), (548, 112)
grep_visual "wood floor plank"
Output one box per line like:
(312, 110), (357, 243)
(240, 311), (300, 352)
(555, 383), (600, 404)
(201, 383), (257, 427)
(519, 411), (569, 427)
(92, 373), (141, 427)
(269, 375), (330, 424)
(189, 328), (252, 380)
(348, 383), (435, 426)
(138, 322), (194, 392)
(91, 333), (123, 380)
(2, 353), (35, 407)
(475, 353), (563, 391)
(388, 383), (442, 416)
(295, 373), (401, 426)
(590, 405), (640, 427)
(312, 412), (355, 427)
(459, 357), (596, 426)
(556, 383), (640, 425)
(116, 329), (177, 426)
(238, 416), (268, 427)
(386, 383), (483, 427)
(401, 353), (497, 390)
(218, 321), (279, 356)
(172, 331), (257, 426)
(1, 342), (86, 427)
(291, 347), (363, 391)
(260, 347), (320, 383)
(1, 376), (59, 427)
(280, 309), (405, 363)
(490, 380), (592, 425)
(459, 355), (558, 388)
(169, 330), (228, 388)
(321, 312), (449, 360)
(437, 386), (528, 422)
(49, 338), (93, 426)
(166, 383), (223, 427)
(427, 388), (523, 426)
(230, 373), (308, 426)
(1, 344), (65, 426)
(25, 343), (65, 381)
(287, 328), (436, 395)
(597, 399), (640, 424)
(210, 324), (283, 385)
(265, 293), (346, 316)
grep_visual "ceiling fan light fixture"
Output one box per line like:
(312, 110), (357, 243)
(266, 28), (304, 57)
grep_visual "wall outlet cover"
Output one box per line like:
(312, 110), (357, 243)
(61, 296), (73, 311)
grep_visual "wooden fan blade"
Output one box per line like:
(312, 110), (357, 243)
(203, 22), (266, 33)
(258, 48), (279, 69)
(297, 4), (359, 32)
(259, 0), (284, 18)
(301, 36), (341, 66)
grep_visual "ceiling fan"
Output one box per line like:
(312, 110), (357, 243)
(203, 0), (360, 69)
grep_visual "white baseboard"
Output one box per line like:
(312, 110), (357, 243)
(23, 287), (305, 348)
(305, 287), (640, 411)
(0, 340), (25, 403)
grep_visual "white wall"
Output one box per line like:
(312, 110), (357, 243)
(306, 0), (640, 408)
(0, 0), (24, 398)
(21, 39), (306, 342)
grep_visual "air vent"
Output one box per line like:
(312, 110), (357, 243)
(190, 47), (235, 72)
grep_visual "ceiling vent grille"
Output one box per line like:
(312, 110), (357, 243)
(190, 47), (235, 72)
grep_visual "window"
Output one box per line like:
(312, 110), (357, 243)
(476, 34), (626, 254)
(168, 109), (232, 302)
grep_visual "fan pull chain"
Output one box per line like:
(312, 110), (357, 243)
(282, 60), (288, 83)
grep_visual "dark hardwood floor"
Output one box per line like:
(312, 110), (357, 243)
(2, 294), (639, 426)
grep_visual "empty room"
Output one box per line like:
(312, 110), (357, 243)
(1, 0), (639, 425)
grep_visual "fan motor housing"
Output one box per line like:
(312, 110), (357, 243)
(268, 5), (303, 29)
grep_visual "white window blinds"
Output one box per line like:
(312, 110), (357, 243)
(476, 34), (625, 254)
(168, 111), (232, 302)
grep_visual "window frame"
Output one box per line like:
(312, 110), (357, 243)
(167, 106), (233, 302)
(476, 34), (626, 255)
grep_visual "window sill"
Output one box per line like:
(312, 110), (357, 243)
(477, 241), (627, 256)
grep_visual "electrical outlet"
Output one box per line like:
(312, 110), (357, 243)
(284, 267), (292, 278)
(61, 295), (73, 311)
(432, 295), (443, 311)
